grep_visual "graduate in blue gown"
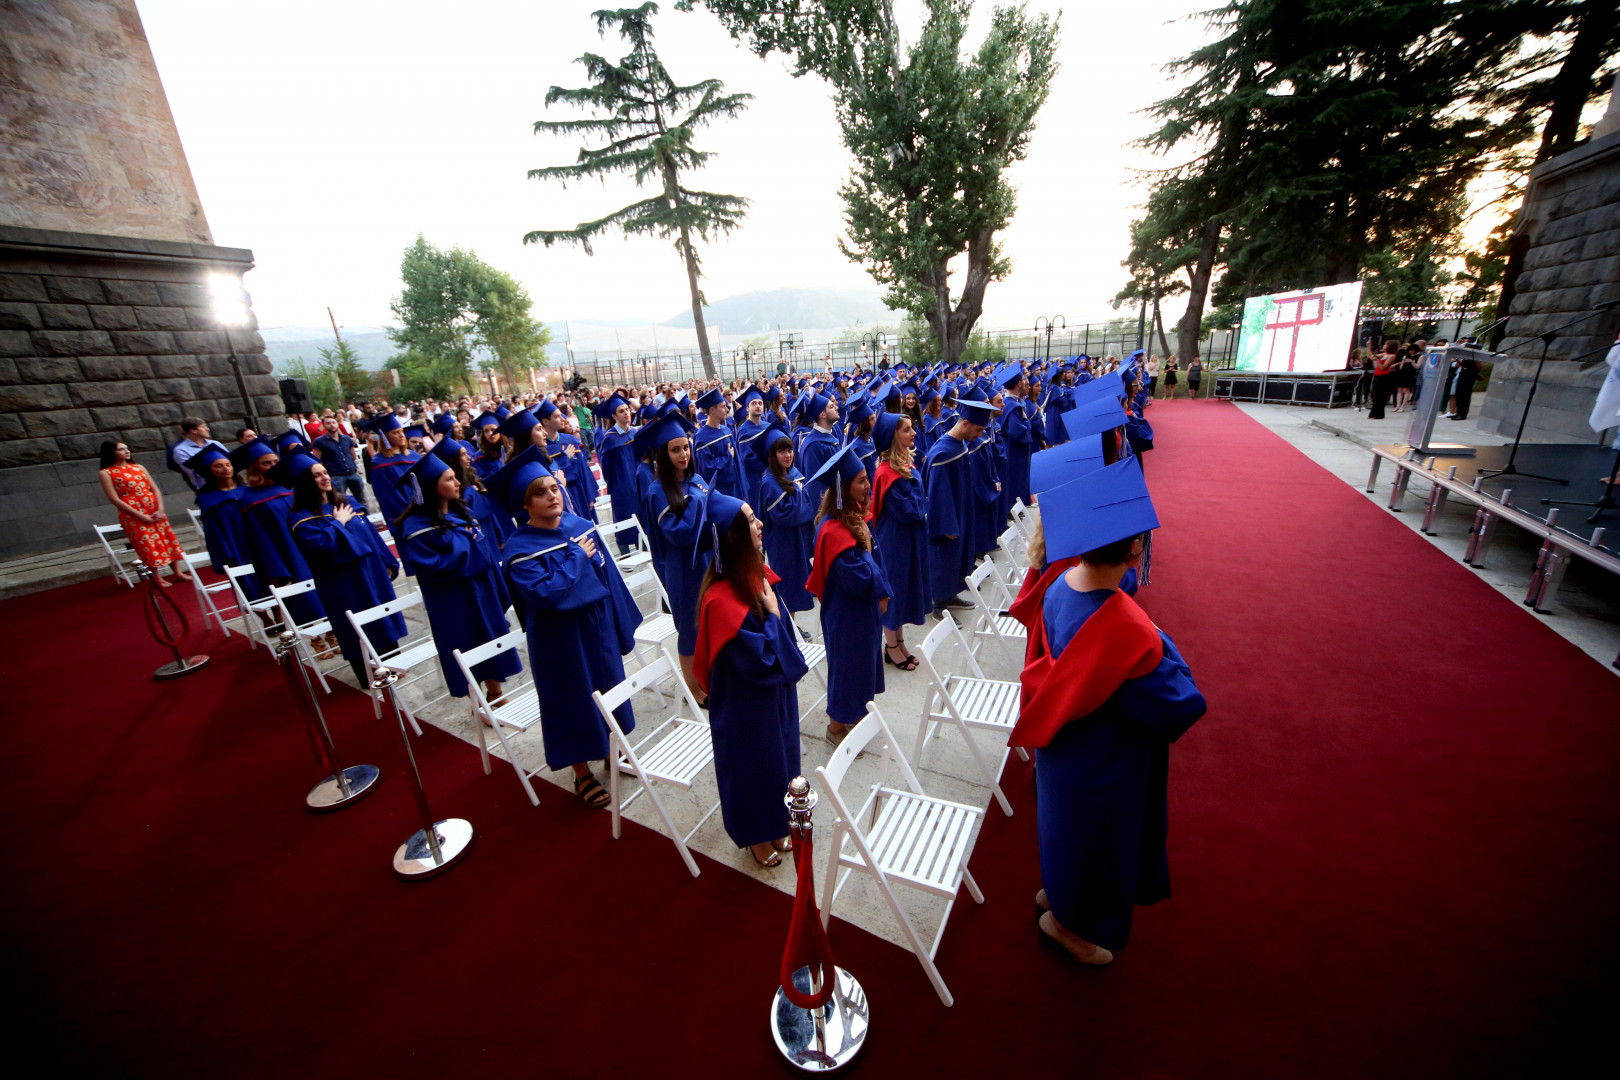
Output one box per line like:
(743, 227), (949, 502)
(504, 471), (642, 808)
(431, 438), (512, 557)
(640, 413), (712, 691)
(235, 440), (325, 627)
(796, 392), (842, 511)
(984, 412), (1012, 533)
(996, 365), (1037, 513)
(919, 401), (991, 612)
(282, 454), (405, 683)
(733, 388), (772, 500)
(535, 399), (598, 520)
(691, 387), (747, 501)
(1008, 458), (1205, 965)
(395, 453), (521, 699)
(805, 445), (893, 739)
(869, 413), (930, 668)
(594, 394), (641, 555)
(845, 393), (879, 482)
(1042, 373), (1072, 446)
(753, 428), (816, 614)
(691, 492), (809, 867)
(469, 411), (507, 482)
(191, 446), (262, 600)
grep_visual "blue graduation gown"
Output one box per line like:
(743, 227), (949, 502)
(798, 428), (841, 510)
(971, 436), (1003, 556)
(920, 436), (973, 606)
(647, 474), (712, 654)
(852, 435), (877, 483)
(397, 509), (520, 698)
(596, 425), (640, 553)
(240, 485), (323, 624)
(1002, 394), (1034, 509)
(504, 516), (641, 770)
(367, 451), (420, 529)
(197, 486), (261, 599)
(633, 461), (665, 568)
(734, 418), (772, 501)
(287, 497), (405, 682)
(462, 485), (514, 560)
(547, 434), (598, 520)
(472, 449), (505, 483)
(1037, 582), (1206, 952)
(872, 468), (930, 630)
(758, 469), (817, 613)
(1042, 386), (1071, 445)
(707, 608), (808, 848)
(818, 531), (892, 727)
(693, 423), (747, 501)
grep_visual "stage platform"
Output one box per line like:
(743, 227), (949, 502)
(1213, 369), (1357, 408)
(1369, 442), (1620, 624)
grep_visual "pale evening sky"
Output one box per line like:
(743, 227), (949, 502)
(135, 0), (1218, 336)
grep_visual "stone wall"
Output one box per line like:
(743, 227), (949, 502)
(0, 225), (285, 561)
(0, 0), (212, 244)
(1483, 128), (1620, 442)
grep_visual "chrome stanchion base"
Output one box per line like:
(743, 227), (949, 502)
(392, 817), (474, 878)
(154, 654), (210, 680)
(771, 966), (869, 1072)
(306, 764), (381, 812)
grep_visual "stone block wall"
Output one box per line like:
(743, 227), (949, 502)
(0, 225), (286, 561)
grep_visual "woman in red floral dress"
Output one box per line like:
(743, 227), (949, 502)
(98, 440), (192, 586)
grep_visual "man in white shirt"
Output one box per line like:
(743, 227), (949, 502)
(170, 417), (226, 492)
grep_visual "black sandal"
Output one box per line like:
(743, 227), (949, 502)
(885, 644), (919, 671)
(574, 773), (610, 808)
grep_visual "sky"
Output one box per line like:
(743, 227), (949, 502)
(136, 0), (1219, 336)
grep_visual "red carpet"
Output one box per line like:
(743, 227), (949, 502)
(3, 399), (1616, 1076)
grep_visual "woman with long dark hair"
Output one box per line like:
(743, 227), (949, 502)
(805, 444), (892, 740)
(432, 437), (513, 554)
(283, 453), (404, 682)
(870, 413), (929, 669)
(97, 440), (191, 584)
(692, 493), (808, 867)
(641, 413), (712, 691)
(190, 445), (261, 600)
(752, 428), (816, 614)
(396, 453), (520, 703)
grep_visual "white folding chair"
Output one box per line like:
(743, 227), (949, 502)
(592, 646), (720, 878)
(93, 524), (140, 587)
(269, 579), (346, 693)
(593, 493), (614, 520)
(1009, 499), (1038, 543)
(187, 507), (206, 545)
(348, 592), (444, 736)
(455, 630), (546, 804)
(914, 614), (1025, 817)
(994, 523), (1028, 571)
(224, 564), (281, 649)
(183, 551), (237, 638)
(963, 561), (1026, 666)
(625, 565), (679, 670)
(606, 517), (652, 575)
(815, 700), (985, 1007)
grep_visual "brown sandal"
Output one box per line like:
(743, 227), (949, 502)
(574, 773), (610, 808)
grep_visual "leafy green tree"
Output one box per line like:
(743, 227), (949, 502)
(527, 2), (751, 379)
(683, 0), (1059, 367)
(387, 350), (463, 401)
(470, 269), (552, 388)
(315, 339), (368, 402)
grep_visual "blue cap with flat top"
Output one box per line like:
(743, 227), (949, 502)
(404, 450), (455, 507)
(753, 426), (792, 466)
(190, 446), (232, 476)
(953, 397), (997, 424)
(695, 387), (728, 411)
(472, 410), (502, 431)
(497, 409), (538, 443)
(485, 445), (553, 516)
(1067, 370), (1125, 407)
(872, 411), (904, 453)
(806, 442), (867, 508)
(631, 412), (694, 460)
(994, 363), (1026, 390)
(362, 413), (402, 435)
(431, 413), (457, 435)
(267, 452), (319, 487)
(230, 440), (276, 470)
(272, 430), (308, 456)
(1030, 434), (1106, 494)
(1059, 397), (1129, 441)
(1040, 456), (1158, 562)
(595, 394), (630, 421)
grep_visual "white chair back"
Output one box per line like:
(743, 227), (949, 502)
(454, 629), (545, 805)
(93, 523), (138, 587)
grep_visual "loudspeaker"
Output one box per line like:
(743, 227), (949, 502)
(279, 378), (313, 415)
(1359, 319), (1384, 348)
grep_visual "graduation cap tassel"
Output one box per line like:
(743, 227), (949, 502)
(1140, 530), (1153, 588)
(712, 523), (723, 573)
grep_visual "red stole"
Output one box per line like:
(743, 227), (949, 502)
(1009, 585), (1163, 750)
(1008, 556), (1081, 672)
(870, 461), (905, 522)
(692, 567), (781, 697)
(804, 518), (860, 601)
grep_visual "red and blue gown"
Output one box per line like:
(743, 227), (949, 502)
(397, 508), (520, 698)
(240, 483), (323, 624)
(757, 468), (816, 613)
(920, 434), (974, 607)
(1010, 573), (1205, 952)
(693, 424), (747, 502)
(1000, 394), (1035, 509)
(196, 485), (261, 600)
(806, 519), (892, 728)
(287, 497), (405, 682)
(693, 572), (809, 848)
(503, 513), (642, 770)
(546, 433), (598, 520)
(734, 419), (772, 503)
(870, 462), (930, 631)
(646, 474), (712, 655)
(596, 425), (640, 554)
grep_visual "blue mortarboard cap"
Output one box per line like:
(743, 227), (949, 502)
(632, 413), (694, 460)
(1060, 397), (1129, 441)
(919, 385), (940, 408)
(1030, 435), (1106, 494)
(696, 490), (748, 572)
(1041, 457), (1158, 562)
(402, 424), (428, 442)
(430, 437), (468, 467)
(362, 413), (402, 435)
(752, 426), (792, 466)
(872, 411), (903, 453)
(844, 391), (874, 430)
(497, 409), (539, 443)
(738, 387), (764, 409)
(762, 386), (781, 404)
(954, 397), (997, 423)
(431, 413), (457, 435)
(267, 452), (318, 487)
(494, 405), (511, 421)
(806, 393), (833, 422)
(533, 399), (559, 422)
(994, 363), (1025, 390)
(272, 429), (308, 455)
(596, 394), (630, 421)
(1068, 371), (1125, 407)
(695, 387), (727, 411)
(472, 410), (501, 430)
(404, 450), (455, 507)
(190, 446), (232, 475)
(230, 440), (276, 470)
(485, 445), (553, 517)
(806, 442), (867, 508)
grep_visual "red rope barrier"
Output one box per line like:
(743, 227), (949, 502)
(779, 833), (837, 1010)
(141, 576), (190, 648)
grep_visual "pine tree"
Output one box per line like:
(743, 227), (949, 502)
(526, 2), (751, 379)
(315, 340), (368, 402)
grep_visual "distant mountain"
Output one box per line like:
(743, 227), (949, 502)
(660, 287), (901, 333)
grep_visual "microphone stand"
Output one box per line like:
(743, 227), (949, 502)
(1476, 303), (1620, 484)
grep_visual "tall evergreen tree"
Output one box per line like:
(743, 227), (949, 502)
(527, 2), (751, 379)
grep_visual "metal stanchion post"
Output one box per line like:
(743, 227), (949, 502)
(134, 561), (210, 679)
(374, 666), (473, 878)
(275, 631), (379, 811)
(772, 776), (868, 1072)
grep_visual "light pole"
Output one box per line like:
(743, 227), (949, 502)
(208, 273), (258, 431)
(1034, 315), (1065, 367)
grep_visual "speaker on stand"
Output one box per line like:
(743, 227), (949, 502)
(279, 378), (313, 416)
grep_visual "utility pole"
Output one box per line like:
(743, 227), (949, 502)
(327, 306), (344, 344)
(1137, 294), (1147, 352)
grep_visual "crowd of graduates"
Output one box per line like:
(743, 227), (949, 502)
(182, 346), (1202, 963)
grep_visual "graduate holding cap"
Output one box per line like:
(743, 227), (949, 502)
(692, 387), (747, 502)
(396, 452), (521, 702)
(870, 411), (930, 669)
(283, 453), (404, 683)
(753, 427), (816, 614)
(594, 394), (640, 555)
(642, 412), (712, 691)
(692, 492), (809, 868)
(1007, 457), (1206, 966)
(805, 444), (893, 741)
